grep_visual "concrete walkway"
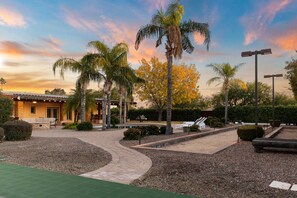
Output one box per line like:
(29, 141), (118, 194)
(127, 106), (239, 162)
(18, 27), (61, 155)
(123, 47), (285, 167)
(33, 128), (152, 184)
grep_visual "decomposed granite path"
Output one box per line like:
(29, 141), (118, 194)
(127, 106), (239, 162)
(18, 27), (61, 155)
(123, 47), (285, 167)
(33, 128), (152, 184)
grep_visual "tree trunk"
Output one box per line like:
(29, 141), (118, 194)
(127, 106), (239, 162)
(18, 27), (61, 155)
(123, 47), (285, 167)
(119, 86), (123, 124)
(123, 92), (127, 124)
(224, 86), (229, 124)
(80, 82), (87, 123)
(102, 94), (107, 130)
(158, 108), (163, 121)
(166, 53), (173, 135)
(107, 92), (111, 128)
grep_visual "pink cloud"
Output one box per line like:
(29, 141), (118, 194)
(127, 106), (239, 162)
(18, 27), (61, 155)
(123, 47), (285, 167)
(241, 0), (292, 45)
(42, 36), (63, 52)
(0, 7), (26, 27)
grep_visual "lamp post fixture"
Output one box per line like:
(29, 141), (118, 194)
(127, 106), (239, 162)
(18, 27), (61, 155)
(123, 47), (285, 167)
(264, 74), (283, 128)
(241, 48), (272, 125)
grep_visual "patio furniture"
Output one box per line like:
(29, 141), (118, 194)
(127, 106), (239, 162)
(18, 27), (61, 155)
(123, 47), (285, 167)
(21, 118), (57, 129)
(175, 117), (207, 129)
(136, 115), (147, 122)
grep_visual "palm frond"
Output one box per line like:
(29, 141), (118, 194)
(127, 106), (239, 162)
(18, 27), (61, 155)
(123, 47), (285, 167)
(165, 0), (184, 26)
(151, 9), (165, 25)
(180, 20), (211, 50)
(52, 58), (81, 79)
(135, 24), (162, 50)
(181, 34), (194, 54)
(207, 77), (221, 86)
(88, 41), (110, 56)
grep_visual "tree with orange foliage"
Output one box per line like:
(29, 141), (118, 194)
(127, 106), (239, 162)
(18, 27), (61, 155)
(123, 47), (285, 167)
(136, 57), (200, 121)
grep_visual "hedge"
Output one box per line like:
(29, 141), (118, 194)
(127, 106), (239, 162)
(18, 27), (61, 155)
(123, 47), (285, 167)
(128, 109), (201, 121)
(0, 97), (13, 125)
(213, 105), (297, 124)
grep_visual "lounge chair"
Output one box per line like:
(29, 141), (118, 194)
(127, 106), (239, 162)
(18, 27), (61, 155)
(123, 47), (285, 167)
(175, 117), (206, 129)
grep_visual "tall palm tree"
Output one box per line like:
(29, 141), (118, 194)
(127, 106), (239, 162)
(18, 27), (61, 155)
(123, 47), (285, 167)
(53, 54), (102, 122)
(207, 63), (242, 124)
(135, 0), (210, 134)
(88, 41), (129, 129)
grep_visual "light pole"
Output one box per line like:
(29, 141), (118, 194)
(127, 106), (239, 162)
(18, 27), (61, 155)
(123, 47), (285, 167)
(264, 74), (283, 127)
(241, 48), (272, 125)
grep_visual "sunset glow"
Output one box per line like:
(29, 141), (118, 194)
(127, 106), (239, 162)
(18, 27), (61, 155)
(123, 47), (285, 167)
(0, 0), (296, 96)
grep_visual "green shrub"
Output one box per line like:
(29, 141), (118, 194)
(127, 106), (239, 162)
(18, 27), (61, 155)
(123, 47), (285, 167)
(210, 121), (224, 128)
(76, 122), (93, 131)
(111, 107), (120, 116)
(123, 128), (141, 140)
(213, 105), (297, 124)
(269, 120), (281, 127)
(62, 123), (77, 129)
(0, 97), (13, 125)
(160, 126), (173, 134)
(146, 125), (160, 135)
(190, 125), (200, 132)
(133, 126), (147, 136)
(0, 127), (4, 142)
(111, 116), (120, 127)
(237, 125), (264, 141)
(2, 120), (32, 141)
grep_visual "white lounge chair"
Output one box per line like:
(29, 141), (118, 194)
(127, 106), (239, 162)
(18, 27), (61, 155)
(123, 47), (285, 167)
(175, 117), (205, 129)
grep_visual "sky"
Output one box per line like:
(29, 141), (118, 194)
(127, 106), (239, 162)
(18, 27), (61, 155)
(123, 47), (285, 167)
(0, 0), (296, 97)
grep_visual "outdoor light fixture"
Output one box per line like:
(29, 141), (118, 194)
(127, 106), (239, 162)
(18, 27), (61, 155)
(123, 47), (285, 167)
(264, 74), (283, 128)
(241, 48), (272, 125)
(32, 101), (37, 104)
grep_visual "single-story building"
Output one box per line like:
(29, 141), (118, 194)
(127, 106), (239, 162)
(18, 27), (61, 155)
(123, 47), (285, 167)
(3, 91), (135, 125)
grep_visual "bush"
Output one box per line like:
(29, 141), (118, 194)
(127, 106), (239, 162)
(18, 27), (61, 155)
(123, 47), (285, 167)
(190, 125), (200, 132)
(210, 121), (224, 128)
(123, 128), (141, 140)
(62, 123), (77, 129)
(213, 105), (297, 124)
(0, 97), (13, 125)
(160, 126), (173, 134)
(146, 125), (160, 135)
(2, 120), (32, 141)
(0, 127), (4, 142)
(237, 125), (264, 141)
(133, 126), (147, 136)
(269, 120), (281, 127)
(111, 116), (120, 127)
(76, 122), (93, 131)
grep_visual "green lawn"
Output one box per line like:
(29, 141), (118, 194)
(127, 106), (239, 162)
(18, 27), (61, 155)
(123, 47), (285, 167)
(0, 163), (194, 198)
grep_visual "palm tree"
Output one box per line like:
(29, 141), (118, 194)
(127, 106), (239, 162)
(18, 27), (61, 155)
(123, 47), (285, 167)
(88, 41), (129, 129)
(135, 0), (210, 134)
(116, 68), (144, 124)
(53, 54), (102, 122)
(207, 63), (242, 124)
(65, 82), (97, 122)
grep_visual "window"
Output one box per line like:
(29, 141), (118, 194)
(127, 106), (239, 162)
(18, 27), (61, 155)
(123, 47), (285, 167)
(31, 106), (36, 114)
(67, 111), (72, 120)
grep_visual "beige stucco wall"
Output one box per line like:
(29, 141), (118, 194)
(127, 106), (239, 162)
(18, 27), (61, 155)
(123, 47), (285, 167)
(14, 101), (74, 123)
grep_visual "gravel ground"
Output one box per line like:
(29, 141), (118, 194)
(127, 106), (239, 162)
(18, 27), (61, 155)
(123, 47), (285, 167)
(0, 137), (112, 175)
(121, 129), (297, 198)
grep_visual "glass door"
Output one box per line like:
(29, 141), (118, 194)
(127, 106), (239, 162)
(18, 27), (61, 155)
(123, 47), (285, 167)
(47, 108), (59, 120)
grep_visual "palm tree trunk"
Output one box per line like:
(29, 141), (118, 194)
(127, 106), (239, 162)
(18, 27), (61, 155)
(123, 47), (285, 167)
(107, 92), (111, 128)
(123, 92), (127, 124)
(102, 95), (107, 130)
(119, 86), (123, 124)
(166, 53), (173, 135)
(224, 86), (229, 124)
(81, 82), (87, 123)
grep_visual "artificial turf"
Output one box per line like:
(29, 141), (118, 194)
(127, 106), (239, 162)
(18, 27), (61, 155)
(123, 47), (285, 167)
(0, 163), (194, 198)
